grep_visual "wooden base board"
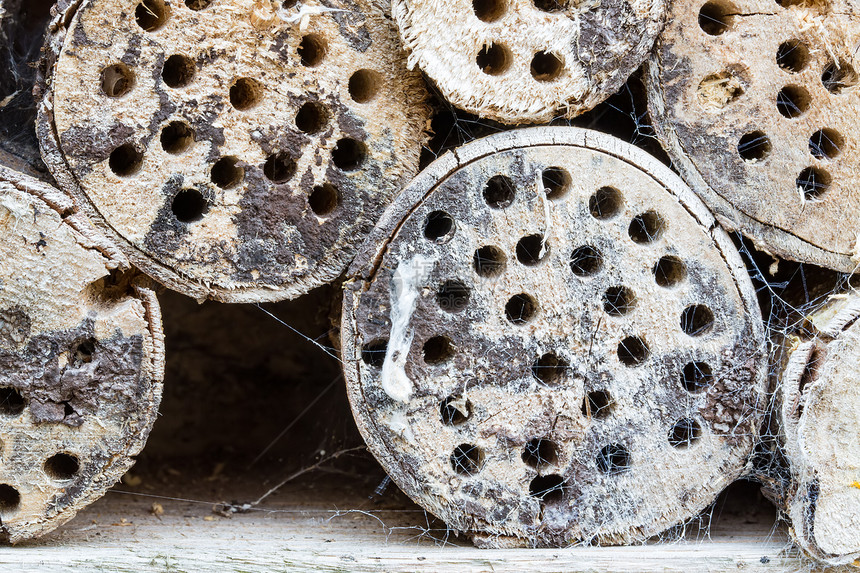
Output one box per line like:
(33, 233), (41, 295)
(4, 471), (838, 573)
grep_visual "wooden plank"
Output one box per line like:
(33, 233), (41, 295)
(1, 479), (839, 573)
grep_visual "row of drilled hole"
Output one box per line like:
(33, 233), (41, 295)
(0, 386), (84, 513)
(476, 44), (564, 83)
(696, 2), (855, 200)
(110, 140), (348, 223)
(448, 413), (703, 480)
(364, 332), (715, 393)
(102, 58), (380, 105)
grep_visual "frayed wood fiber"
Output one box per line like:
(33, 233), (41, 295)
(0, 164), (164, 543)
(646, 0), (860, 272)
(340, 127), (768, 547)
(393, 0), (665, 123)
(38, 0), (430, 303)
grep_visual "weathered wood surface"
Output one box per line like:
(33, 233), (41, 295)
(0, 164), (164, 542)
(340, 127), (768, 547)
(646, 0), (860, 272)
(777, 292), (860, 565)
(38, 0), (430, 303)
(394, 0), (664, 124)
(1, 476), (842, 573)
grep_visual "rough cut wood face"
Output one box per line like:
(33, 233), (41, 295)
(778, 293), (860, 565)
(0, 164), (164, 543)
(646, 0), (860, 272)
(39, 0), (429, 303)
(393, 0), (665, 124)
(340, 127), (768, 547)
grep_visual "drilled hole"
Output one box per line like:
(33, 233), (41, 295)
(681, 304), (715, 336)
(530, 51), (563, 82)
(602, 286), (636, 317)
(332, 138), (366, 171)
(424, 336), (454, 364)
(348, 69), (382, 103)
(618, 336), (649, 366)
(542, 167), (570, 199)
(73, 338), (96, 365)
(100, 63), (134, 97)
(473, 0), (507, 21)
(682, 361), (713, 392)
(0, 388), (25, 416)
(437, 280), (470, 313)
(211, 157), (244, 188)
(570, 245), (603, 277)
(185, 0), (212, 9)
(162, 54), (195, 88)
(582, 389), (612, 419)
(668, 418), (702, 448)
(160, 121), (194, 154)
(809, 129), (843, 160)
(776, 85), (810, 118)
(473, 246), (506, 278)
(295, 101), (328, 134)
(171, 189), (207, 223)
(522, 438), (558, 468)
(589, 186), (623, 219)
(597, 444), (630, 474)
(440, 396), (471, 425)
(697, 71), (744, 108)
(532, 353), (568, 385)
(822, 61), (858, 94)
(483, 175), (515, 208)
(737, 131), (772, 162)
(698, 0), (735, 35)
(451, 444), (483, 475)
(653, 256), (686, 287)
(516, 234), (548, 266)
(476, 43), (511, 75)
(230, 77), (263, 110)
(534, 0), (568, 11)
(136, 0), (169, 31)
(424, 210), (455, 243)
(777, 40), (808, 73)
(0, 485), (20, 514)
(529, 474), (565, 503)
(797, 166), (831, 199)
(44, 453), (80, 480)
(361, 339), (387, 367)
(264, 152), (297, 183)
(109, 143), (143, 176)
(309, 184), (339, 216)
(299, 34), (326, 66)
(505, 293), (537, 324)
(628, 211), (665, 243)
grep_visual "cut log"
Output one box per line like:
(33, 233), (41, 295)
(340, 127), (768, 547)
(38, 0), (430, 303)
(393, 0), (665, 124)
(645, 0), (860, 272)
(0, 163), (164, 543)
(776, 292), (860, 565)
